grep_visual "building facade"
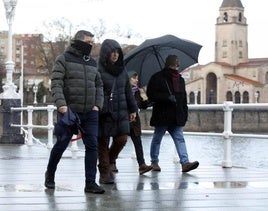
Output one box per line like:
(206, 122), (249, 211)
(184, 0), (268, 104)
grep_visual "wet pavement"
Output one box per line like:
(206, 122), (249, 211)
(0, 139), (268, 210)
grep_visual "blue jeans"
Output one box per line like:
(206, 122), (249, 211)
(150, 126), (189, 165)
(47, 110), (99, 182)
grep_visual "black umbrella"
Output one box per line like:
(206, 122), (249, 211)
(124, 34), (202, 87)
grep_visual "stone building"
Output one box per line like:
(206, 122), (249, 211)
(184, 0), (268, 104)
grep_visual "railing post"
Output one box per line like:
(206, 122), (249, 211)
(26, 106), (34, 146)
(222, 101), (233, 168)
(47, 105), (54, 149)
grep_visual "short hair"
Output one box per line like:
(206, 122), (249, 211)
(165, 55), (179, 68)
(73, 30), (94, 41)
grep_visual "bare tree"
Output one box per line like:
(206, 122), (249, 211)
(91, 18), (108, 42)
(34, 17), (80, 76)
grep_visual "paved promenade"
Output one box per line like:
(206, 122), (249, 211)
(0, 138), (268, 210)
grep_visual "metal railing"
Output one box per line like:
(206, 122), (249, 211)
(10, 102), (268, 167)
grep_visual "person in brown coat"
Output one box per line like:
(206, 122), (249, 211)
(128, 71), (153, 175)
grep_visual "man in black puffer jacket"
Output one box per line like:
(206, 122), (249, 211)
(45, 30), (105, 194)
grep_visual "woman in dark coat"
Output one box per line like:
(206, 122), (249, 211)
(128, 71), (153, 175)
(97, 39), (137, 184)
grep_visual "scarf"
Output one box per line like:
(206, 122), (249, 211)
(132, 86), (139, 95)
(71, 40), (92, 56)
(168, 68), (180, 93)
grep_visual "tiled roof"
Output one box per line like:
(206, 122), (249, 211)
(224, 74), (264, 87)
(238, 58), (268, 67)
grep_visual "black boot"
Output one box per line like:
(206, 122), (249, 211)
(84, 181), (105, 194)
(44, 171), (55, 189)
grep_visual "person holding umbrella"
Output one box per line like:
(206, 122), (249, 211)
(128, 70), (153, 175)
(147, 55), (199, 173)
(97, 39), (137, 184)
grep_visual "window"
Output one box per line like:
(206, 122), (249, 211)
(238, 13), (242, 22)
(226, 91), (233, 101)
(189, 92), (194, 104)
(242, 91), (249, 103)
(234, 91), (241, 103)
(239, 40), (243, 47)
(239, 51), (243, 58)
(222, 51), (227, 58)
(222, 40), (227, 47)
(223, 12), (228, 22)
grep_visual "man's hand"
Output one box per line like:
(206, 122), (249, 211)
(129, 112), (136, 122)
(92, 106), (99, 111)
(58, 106), (68, 114)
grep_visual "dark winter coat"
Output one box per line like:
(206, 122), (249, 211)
(147, 68), (188, 127)
(98, 39), (138, 137)
(51, 44), (103, 113)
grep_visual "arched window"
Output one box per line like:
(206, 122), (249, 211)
(206, 73), (217, 104)
(197, 91), (201, 104)
(242, 91), (249, 103)
(238, 13), (242, 22)
(226, 91), (233, 101)
(223, 12), (228, 22)
(234, 91), (241, 103)
(189, 92), (194, 104)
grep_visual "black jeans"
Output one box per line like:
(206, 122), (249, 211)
(130, 132), (145, 166)
(46, 110), (99, 182)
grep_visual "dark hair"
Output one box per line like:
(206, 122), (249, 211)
(73, 30), (94, 41)
(165, 55), (179, 68)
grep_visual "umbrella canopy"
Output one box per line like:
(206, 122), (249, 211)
(124, 34), (202, 87)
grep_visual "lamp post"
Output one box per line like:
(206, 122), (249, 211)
(0, 0), (20, 99)
(0, 0), (24, 144)
(33, 83), (38, 104)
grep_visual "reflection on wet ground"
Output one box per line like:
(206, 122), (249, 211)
(2, 181), (268, 193)
(1, 136), (268, 210)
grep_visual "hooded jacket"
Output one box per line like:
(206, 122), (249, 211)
(98, 39), (138, 137)
(147, 68), (188, 127)
(51, 42), (104, 113)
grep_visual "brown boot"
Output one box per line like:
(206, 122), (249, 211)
(110, 163), (118, 173)
(99, 173), (114, 184)
(151, 163), (161, 171)
(182, 161), (199, 173)
(139, 164), (153, 175)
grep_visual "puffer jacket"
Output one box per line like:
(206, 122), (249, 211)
(51, 44), (103, 113)
(147, 68), (188, 127)
(98, 39), (138, 137)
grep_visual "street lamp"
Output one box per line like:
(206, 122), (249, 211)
(0, 0), (23, 144)
(33, 84), (38, 104)
(0, 0), (20, 99)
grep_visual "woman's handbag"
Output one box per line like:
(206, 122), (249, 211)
(101, 78), (116, 115)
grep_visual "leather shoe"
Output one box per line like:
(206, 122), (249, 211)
(44, 171), (55, 189)
(139, 163), (153, 175)
(151, 163), (161, 171)
(182, 161), (199, 172)
(84, 181), (105, 194)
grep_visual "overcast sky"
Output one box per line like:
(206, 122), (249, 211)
(0, 0), (268, 65)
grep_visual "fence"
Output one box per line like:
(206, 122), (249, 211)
(10, 102), (268, 167)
